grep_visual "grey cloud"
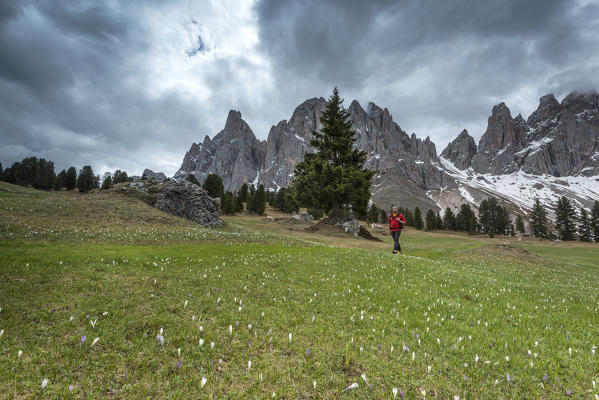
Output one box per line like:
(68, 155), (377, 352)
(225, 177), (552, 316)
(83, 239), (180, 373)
(256, 0), (599, 143)
(1, 0), (598, 178)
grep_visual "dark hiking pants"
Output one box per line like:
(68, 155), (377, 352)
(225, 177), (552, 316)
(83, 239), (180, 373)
(391, 230), (402, 252)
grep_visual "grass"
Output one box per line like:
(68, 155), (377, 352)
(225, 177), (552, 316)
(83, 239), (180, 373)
(0, 181), (598, 399)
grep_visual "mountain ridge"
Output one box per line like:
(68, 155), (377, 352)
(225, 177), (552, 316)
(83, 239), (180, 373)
(174, 90), (599, 215)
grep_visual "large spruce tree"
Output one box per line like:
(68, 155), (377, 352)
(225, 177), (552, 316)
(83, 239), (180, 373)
(292, 88), (374, 218)
(555, 196), (577, 241)
(529, 198), (548, 238)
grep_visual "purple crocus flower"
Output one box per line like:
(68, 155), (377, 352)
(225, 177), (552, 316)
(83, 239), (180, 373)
(544, 373), (548, 383)
(156, 335), (164, 345)
(400, 389), (404, 399)
(565, 389), (572, 396)
(176, 361), (181, 369)
(507, 372), (511, 383)
(80, 335), (86, 343)
(69, 385), (73, 394)
(306, 349), (310, 357)
(235, 321), (239, 328)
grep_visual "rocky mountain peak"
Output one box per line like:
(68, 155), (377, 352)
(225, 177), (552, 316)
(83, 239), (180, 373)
(223, 109), (255, 140)
(561, 90), (599, 113)
(441, 129), (477, 170)
(491, 102), (511, 117)
(471, 101), (530, 173)
(527, 93), (563, 127)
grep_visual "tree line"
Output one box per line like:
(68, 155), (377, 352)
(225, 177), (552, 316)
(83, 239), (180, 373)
(361, 196), (599, 242)
(0, 157), (136, 193)
(186, 173), (269, 216)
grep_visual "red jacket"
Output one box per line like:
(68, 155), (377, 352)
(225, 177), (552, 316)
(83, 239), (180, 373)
(388, 213), (406, 231)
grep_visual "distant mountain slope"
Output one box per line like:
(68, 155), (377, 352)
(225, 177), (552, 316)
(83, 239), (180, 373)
(174, 90), (599, 215)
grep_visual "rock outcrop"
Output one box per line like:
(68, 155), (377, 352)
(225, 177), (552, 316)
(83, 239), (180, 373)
(174, 110), (266, 191)
(121, 180), (223, 227)
(142, 169), (168, 182)
(260, 97), (326, 190)
(440, 129), (477, 169)
(468, 91), (599, 176)
(154, 180), (223, 227)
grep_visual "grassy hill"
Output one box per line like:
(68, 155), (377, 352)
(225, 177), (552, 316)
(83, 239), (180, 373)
(0, 182), (598, 399)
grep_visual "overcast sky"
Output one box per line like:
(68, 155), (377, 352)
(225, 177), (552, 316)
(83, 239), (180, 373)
(1, 0), (598, 176)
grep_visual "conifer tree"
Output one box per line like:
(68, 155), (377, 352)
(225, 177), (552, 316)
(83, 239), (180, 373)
(0, 162), (3, 181)
(239, 183), (249, 202)
(367, 204), (379, 223)
(404, 208), (414, 226)
(529, 198), (548, 238)
(221, 192), (236, 215)
(65, 167), (77, 190)
(591, 200), (599, 243)
(235, 192), (243, 212)
(202, 174), (224, 198)
(515, 214), (525, 235)
(379, 208), (388, 224)
(456, 204), (477, 232)
(54, 169), (67, 190)
(443, 207), (456, 230)
(292, 88), (374, 218)
(578, 208), (592, 242)
(186, 173), (201, 186)
(77, 166), (96, 193)
(555, 196), (577, 241)
(252, 184), (266, 215)
(112, 170), (129, 184)
(425, 209), (437, 230)
(413, 207), (424, 230)
(436, 212), (443, 230)
(101, 175), (113, 190)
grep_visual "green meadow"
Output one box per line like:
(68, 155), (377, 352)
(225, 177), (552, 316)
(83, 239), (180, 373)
(1, 182), (598, 399)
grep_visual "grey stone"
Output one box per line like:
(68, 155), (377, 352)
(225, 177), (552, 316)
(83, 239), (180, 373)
(142, 169), (168, 182)
(153, 180), (223, 227)
(291, 212), (314, 222)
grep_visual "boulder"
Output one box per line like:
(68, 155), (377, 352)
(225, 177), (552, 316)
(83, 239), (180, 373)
(291, 212), (314, 222)
(154, 180), (223, 227)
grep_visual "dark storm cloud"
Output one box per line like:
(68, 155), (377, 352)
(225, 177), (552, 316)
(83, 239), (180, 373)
(1, 0), (598, 177)
(256, 0), (599, 144)
(0, 0), (244, 175)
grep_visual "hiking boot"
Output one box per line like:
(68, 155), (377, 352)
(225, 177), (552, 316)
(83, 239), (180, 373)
(392, 250), (397, 254)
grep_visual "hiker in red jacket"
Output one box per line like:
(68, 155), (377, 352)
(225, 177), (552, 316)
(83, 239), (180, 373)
(388, 205), (406, 254)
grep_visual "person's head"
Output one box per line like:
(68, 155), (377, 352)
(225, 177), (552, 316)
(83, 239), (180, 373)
(391, 205), (398, 214)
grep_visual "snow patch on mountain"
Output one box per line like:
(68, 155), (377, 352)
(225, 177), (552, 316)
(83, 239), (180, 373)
(437, 157), (599, 212)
